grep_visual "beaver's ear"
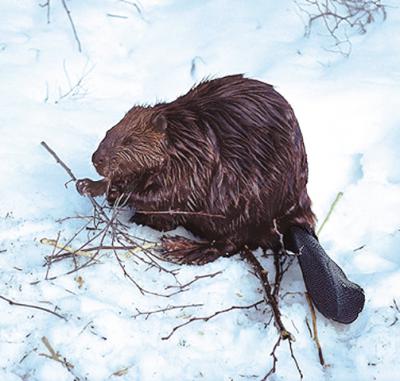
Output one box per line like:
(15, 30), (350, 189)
(151, 113), (168, 133)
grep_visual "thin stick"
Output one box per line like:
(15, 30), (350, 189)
(288, 339), (304, 379)
(317, 191), (343, 235)
(162, 301), (263, 340)
(133, 303), (204, 319)
(57, 60), (94, 102)
(40, 141), (108, 222)
(39, 0), (51, 24)
(165, 271), (222, 291)
(135, 209), (226, 219)
(41, 238), (157, 258)
(45, 231), (61, 279)
(60, 0), (82, 52)
(40, 336), (81, 380)
(0, 295), (66, 321)
(41, 141), (77, 181)
(107, 13), (129, 19)
(262, 337), (281, 381)
(241, 247), (292, 340)
(119, 0), (146, 21)
(306, 293), (325, 366)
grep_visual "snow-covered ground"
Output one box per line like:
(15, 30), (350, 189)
(1, 1), (399, 380)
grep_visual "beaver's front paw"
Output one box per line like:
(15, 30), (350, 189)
(76, 178), (107, 197)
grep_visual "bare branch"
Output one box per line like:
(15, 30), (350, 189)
(40, 336), (81, 380)
(165, 270), (223, 291)
(161, 301), (264, 340)
(262, 337), (281, 381)
(295, 0), (387, 55)
(60, 0), (82, 52)
(241, 247), (293, 340)
(118, 0), (147, 21)
(39, 0), (51, 23)
(135, 209), (226, 219)
(56, 60), (94, 103)
(0, 295), (66, 321)
(41, 141), (77, 181)
(133, 303), (204, 319)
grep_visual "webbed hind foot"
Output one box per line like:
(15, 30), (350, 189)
(159, 235), (236, 265)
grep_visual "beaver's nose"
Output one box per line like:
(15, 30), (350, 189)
(94, 157), (104, 167)
(92, 149), (107, 171)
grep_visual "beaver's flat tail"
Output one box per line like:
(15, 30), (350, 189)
(284, 226), (365, 324)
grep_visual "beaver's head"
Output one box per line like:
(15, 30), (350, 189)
(92, 106), (168, 179)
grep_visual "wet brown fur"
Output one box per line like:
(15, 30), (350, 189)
(82, 75), (316, 260)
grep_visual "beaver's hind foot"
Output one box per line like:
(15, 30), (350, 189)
(159, 235), (237, 265)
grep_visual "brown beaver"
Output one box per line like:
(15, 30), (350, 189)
(77, 74), (364, 324)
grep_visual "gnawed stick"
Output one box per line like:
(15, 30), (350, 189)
(41, 141), (113, 223)
(41, 141), (77, 181)
(41, 238), (94, 258)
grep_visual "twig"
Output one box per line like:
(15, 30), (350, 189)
(295, 0), (386, 56)
(41, 141), (77, 181)
(317, 191), (343, 235)
(55, 215), (92, 223)
(393, 299), (400, 313)
(135, 209), (226, 219)
(40, 141), (183, 297)
(60, 0), (82, 52)
(119, 0), (146, 21)
(39, 0), (51, 24)
(165, 271), (223, 291)
(40, 141), (108, 221)
(262, 337), (281, 381)
(241, 247), (292, 340)
(389, 299), (400, 327)
(306, 293), (325, 366)
(241, 247), (304, 379)
(40, 336), (80, 379)
(353, 244), (366, 252)
(133, 303), (204, 319)
(162, 301), (264, 340)
(288, 339), (304, 379)
(44, 231), (61, 279)
(305, 317), (313, 337)
(41, 237), (157, 258)
(107, 13), (128, 19)
(57, 60), (94, 103)
(0, 295), (66, 321)
(113, 246), (160, 296)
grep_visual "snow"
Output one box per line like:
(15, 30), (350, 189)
(1, 1), (399, 380)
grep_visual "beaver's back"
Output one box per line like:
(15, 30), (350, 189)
(152, 75), (315, 245)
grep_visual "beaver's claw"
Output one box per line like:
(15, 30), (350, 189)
(76, 178), (107, 197)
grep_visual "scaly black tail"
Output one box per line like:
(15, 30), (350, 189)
(284, 226), (365, 324)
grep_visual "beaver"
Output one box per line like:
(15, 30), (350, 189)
(77, 74), (364, 323)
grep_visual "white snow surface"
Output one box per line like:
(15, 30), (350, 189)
(1, 1), (399, 380)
